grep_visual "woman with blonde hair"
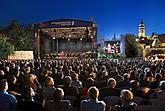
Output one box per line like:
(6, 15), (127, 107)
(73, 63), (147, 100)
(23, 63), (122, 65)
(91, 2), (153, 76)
(81, 86), (106, 111)
(112, 89), (138, 111)
(42, 77), (56, 107)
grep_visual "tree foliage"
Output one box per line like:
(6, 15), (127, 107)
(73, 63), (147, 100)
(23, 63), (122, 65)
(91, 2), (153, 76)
(0, 34), (15, 58)
(2, 19), (35, 51)
(124, 34), (143, 57)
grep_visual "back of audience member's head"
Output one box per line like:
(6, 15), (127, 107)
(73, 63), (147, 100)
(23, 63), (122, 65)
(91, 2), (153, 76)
(42, 69), (48, 76)
(101, 66), (106, 71)
(130, 80), (140, 89)
(145, 71), (154, 82)
(120, 89), (134, 102)
(27, 74), (35, 82)
(86, 77), (94, 88)
(53, 88), (64, 102)
(64, 76), (72, 86)
(107, 78), (116, 88)
(88, 86), (99, 100)
(160, 70), (165, 77)
(155, 73), (162, 81)
(102, 71), (108, 77)
(137, 68), (143, 75)
(44, 76), (54, 87)
(139, 73), (146, 80)
(159, 81), (165, 90)
(123, 73), (130, 81)
(145, 71), (153, 78)
(0, 79), (8, 91)
(144, 67), (150, 73)
(72, 73), (79, 80)
(129, 70), (136, 80)
(58, 72), (64, 79)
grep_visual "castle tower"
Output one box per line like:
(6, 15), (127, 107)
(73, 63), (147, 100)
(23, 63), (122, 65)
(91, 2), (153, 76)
(138, 19), (145, 37)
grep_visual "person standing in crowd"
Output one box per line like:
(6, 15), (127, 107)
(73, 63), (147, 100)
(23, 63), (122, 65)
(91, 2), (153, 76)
(0, 79), (17, 111)
(81, 86), (106, 111)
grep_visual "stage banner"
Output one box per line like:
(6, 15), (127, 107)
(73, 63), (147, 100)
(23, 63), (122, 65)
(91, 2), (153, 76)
(8, 51), (34, 60)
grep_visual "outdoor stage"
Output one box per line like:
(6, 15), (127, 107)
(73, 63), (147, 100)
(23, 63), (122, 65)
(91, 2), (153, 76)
(34, 18), (97, 59)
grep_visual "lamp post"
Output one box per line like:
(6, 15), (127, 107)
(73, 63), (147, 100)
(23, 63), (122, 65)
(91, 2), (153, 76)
(57, 37), (58, 54)
(53, 37), (55, 52)
(37, 29), (40, 59)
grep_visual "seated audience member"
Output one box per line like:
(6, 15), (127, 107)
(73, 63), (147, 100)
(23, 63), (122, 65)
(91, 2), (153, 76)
(116, 73), (130, 89)
(98, 71), (110, 89)
(129, 70), (138, 80)
(26, 74), (41, 94)
(100, 78), (120, 111)
(42, 76), (56, 107)
(139, 73), (151, 88)
(100, 78), (120, 97)
(14, 65), (26, 92)
(63, 76), (80, 109)
(150, 81), (165, 111)
(82, 77), (98, 98)
(0, 79), (17, 111)
(54, 72), (65, 86)
(151, 80), (165, 100)
(112, 89), (138, 111)
(130, 80), (145, 98)
(160, 70), (165, 80)
(89, 67), (97, 80)
(38, 69), (49, 86)
(45, 88), (73, 111)
(63, 76), (79, 97)
(7, 75), (21, 96)
(151, 73), (162, 90)
(71, 73), (82, 89)
(17, 85), (43, 111)
(81, 86), (106, 111)
(145, 71), (154, 84)
(113, 71), (124, 83)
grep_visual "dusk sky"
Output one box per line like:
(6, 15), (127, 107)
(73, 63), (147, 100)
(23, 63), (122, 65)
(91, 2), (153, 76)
(0, 0), (165, 41)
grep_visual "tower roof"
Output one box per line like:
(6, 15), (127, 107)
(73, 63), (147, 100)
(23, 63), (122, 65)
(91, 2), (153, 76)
(140, 19), (144, 24)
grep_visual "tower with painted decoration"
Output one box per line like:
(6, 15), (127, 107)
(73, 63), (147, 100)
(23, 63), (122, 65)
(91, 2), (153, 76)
(138, 19), (145, 37)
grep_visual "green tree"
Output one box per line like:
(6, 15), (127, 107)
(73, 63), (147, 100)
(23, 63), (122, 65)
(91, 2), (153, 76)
(4, 20), (35, 51)
(124, 34), (143, 57)
(0, 34), (15, 58)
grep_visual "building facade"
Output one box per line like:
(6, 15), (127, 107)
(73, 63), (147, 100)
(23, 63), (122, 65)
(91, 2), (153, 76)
(137, 20), (165, 60)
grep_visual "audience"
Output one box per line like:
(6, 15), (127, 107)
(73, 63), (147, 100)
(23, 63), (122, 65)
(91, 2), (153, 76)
(0, 58), (165, 111)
